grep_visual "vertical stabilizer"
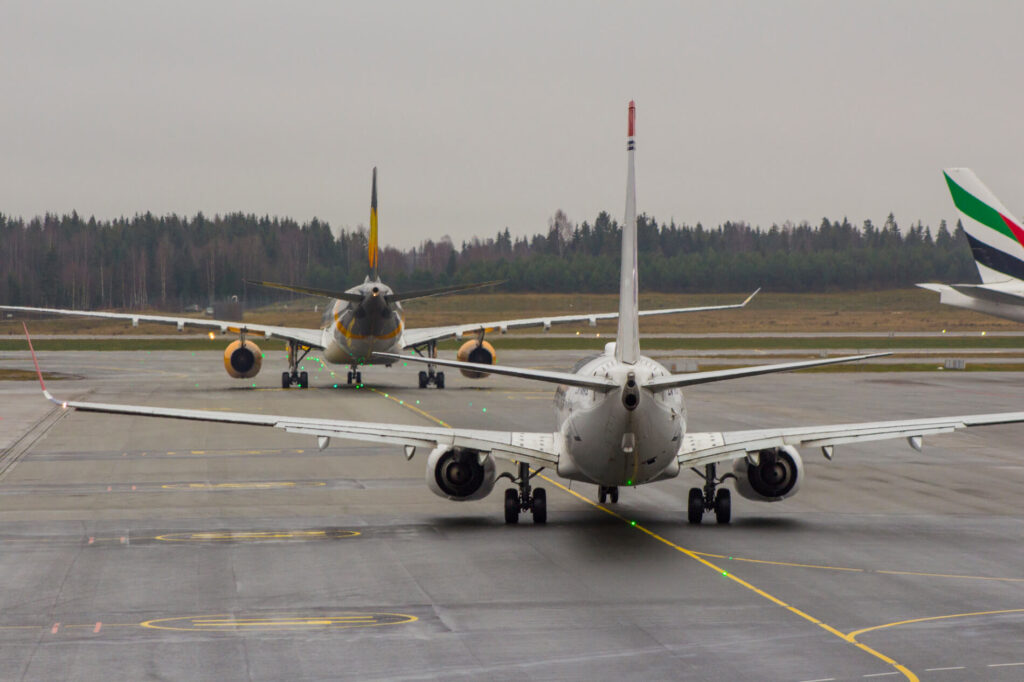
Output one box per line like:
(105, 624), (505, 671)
(616, 102), (640, 364)
(944, 168), (1024, 283)
(369, 167), (380, 281)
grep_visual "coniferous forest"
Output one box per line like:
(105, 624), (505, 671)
(0, 209), (975, 310)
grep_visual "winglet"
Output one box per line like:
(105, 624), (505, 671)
(23, 323), (59, 405)
(742, 288), (761, 306)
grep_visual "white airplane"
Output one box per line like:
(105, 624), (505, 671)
(1, 168), (757, 390)
(28, 103), (1024, 525)
(918, 168), (1024, 322)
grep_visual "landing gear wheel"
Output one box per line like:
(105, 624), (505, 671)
(609, 486), (619, 503)
(355, 371), (362, 384)
(418, 371), (428, 389)
(714, 489), (731, 525)
(532, 488), (547, 524)
(687, 487), (705, 525)
(598, 486), (607, 503)
(281, 372), (291, 389)
(436, 371), (445, 389)
(299, 371), (309, 388)
(347, 371), (354, 385)
(504, 489), (520, 524)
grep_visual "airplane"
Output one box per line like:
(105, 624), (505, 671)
(918, 168), (1024, 322)
(28, 102), (1024, 526)
(1, 168), (758, 390)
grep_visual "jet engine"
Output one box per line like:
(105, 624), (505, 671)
(731, 445), (803, 502)
(455, 339), (497, 378)
(223, 339), (263, 379)
(425, 445), (497, 501)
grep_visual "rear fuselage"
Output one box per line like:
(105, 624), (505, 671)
(555, 349), (685, 486)
(321, 281), (405, 365)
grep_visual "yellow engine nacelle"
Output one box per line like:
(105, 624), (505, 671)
(224, 339), (263, 379)
(456, 339), (496, 378)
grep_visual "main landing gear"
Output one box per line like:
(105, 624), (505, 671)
(687, 463), (733, 525)
(281, 340), (311, 389)
(414, 340), (445, 389)
(502, 462), (546, 524)
(346, 366), (362, 385)
(598, 486), (619, 504)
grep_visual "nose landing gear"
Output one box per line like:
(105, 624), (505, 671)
(502, 462), (546, 524)
(346, 366), (362, 385)
(597, 486), (619, 504)
(687, 463), (733, 525)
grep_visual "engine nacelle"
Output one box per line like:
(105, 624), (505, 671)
(223, 339), (262, 379)
(425, 445), (497, 501)
(456, 339), (496, 378)
(732, 445), (803, 502)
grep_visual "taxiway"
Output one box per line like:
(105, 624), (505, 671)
(1, 349), (1023, 680)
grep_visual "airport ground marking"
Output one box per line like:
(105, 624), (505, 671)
(139, 612), (417, 632)
(846, 608), (1024, 642)
(377, 390), (919, 682)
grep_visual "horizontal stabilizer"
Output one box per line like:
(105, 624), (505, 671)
(646, 352), (890, 392)
(372, 352), (618, 391)
(246, 280), (364, 302)
(390, 280), (504, 302)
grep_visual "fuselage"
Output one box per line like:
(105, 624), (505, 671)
(321, 280), (406, 365)
(555, 344), (685, 486)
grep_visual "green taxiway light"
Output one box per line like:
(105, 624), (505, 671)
(722, 572), (728, 577)
(400, 400), (404, 405)
(630, 521), (637, 526)
(481, 407), (486, 412)
(626, 479), (632, 486)
(333, 384), (338, 388)
(415, 400), (420, 404)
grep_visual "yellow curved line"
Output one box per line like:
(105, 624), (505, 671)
(848, 608), (1024, 641)
(692, 551), (866, 573)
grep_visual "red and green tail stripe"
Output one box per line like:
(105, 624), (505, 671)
(945, 171), (1024, 246)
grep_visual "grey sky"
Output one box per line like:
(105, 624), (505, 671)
(2, 1), (1022, 249)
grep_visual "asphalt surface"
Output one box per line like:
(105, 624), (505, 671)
(1, 349), (1024, 681)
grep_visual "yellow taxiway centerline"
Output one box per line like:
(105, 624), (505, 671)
(377, 387), (920, 682)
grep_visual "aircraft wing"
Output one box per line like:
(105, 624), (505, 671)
(677, 412), (1024, 469)
(0, 305), (325, 349)
(400, 289), (760, 349)
(40, 392), (559, 469)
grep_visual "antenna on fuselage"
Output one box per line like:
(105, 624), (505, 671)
(368, 167), (380, 282)
(615, 101), (640, 365)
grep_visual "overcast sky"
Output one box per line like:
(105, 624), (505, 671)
(2, 1), (1022, 248)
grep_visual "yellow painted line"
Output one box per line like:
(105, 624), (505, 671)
(692, 550), (865, 573)
(160, 481), (324, 490)
(155, 530), (359, 542)
(848, 608), (1024, 641)
(876, 569), (1024, 583)
(368, 388), (451, 427)
(378, 390), (918, 682)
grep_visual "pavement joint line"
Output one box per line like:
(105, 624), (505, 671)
(376, 387), (919, 682)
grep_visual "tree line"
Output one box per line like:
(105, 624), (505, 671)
(0, 209), (975, 309)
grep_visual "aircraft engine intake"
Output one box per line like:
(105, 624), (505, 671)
(223, 339), (263, 379)
(456, 339), (497, 378)
(425, 445), (497, 501)
(732, 445), (803, 501)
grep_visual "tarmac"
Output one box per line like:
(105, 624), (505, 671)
(1, 348), (1024, 681)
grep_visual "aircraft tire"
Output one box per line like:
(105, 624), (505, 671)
(504, 489), (520, 524)
(714, 489), (731, 525)
(436, 372), (445, 389)
(532, 488), (547, 524)
(281, 372), (291, 389)
(418, 371), (428, 388)
(598, 486), (607, 503)
(687, 488), (704, 524)
(610, 486), (619, 503)
(299, 371), (309, 388)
